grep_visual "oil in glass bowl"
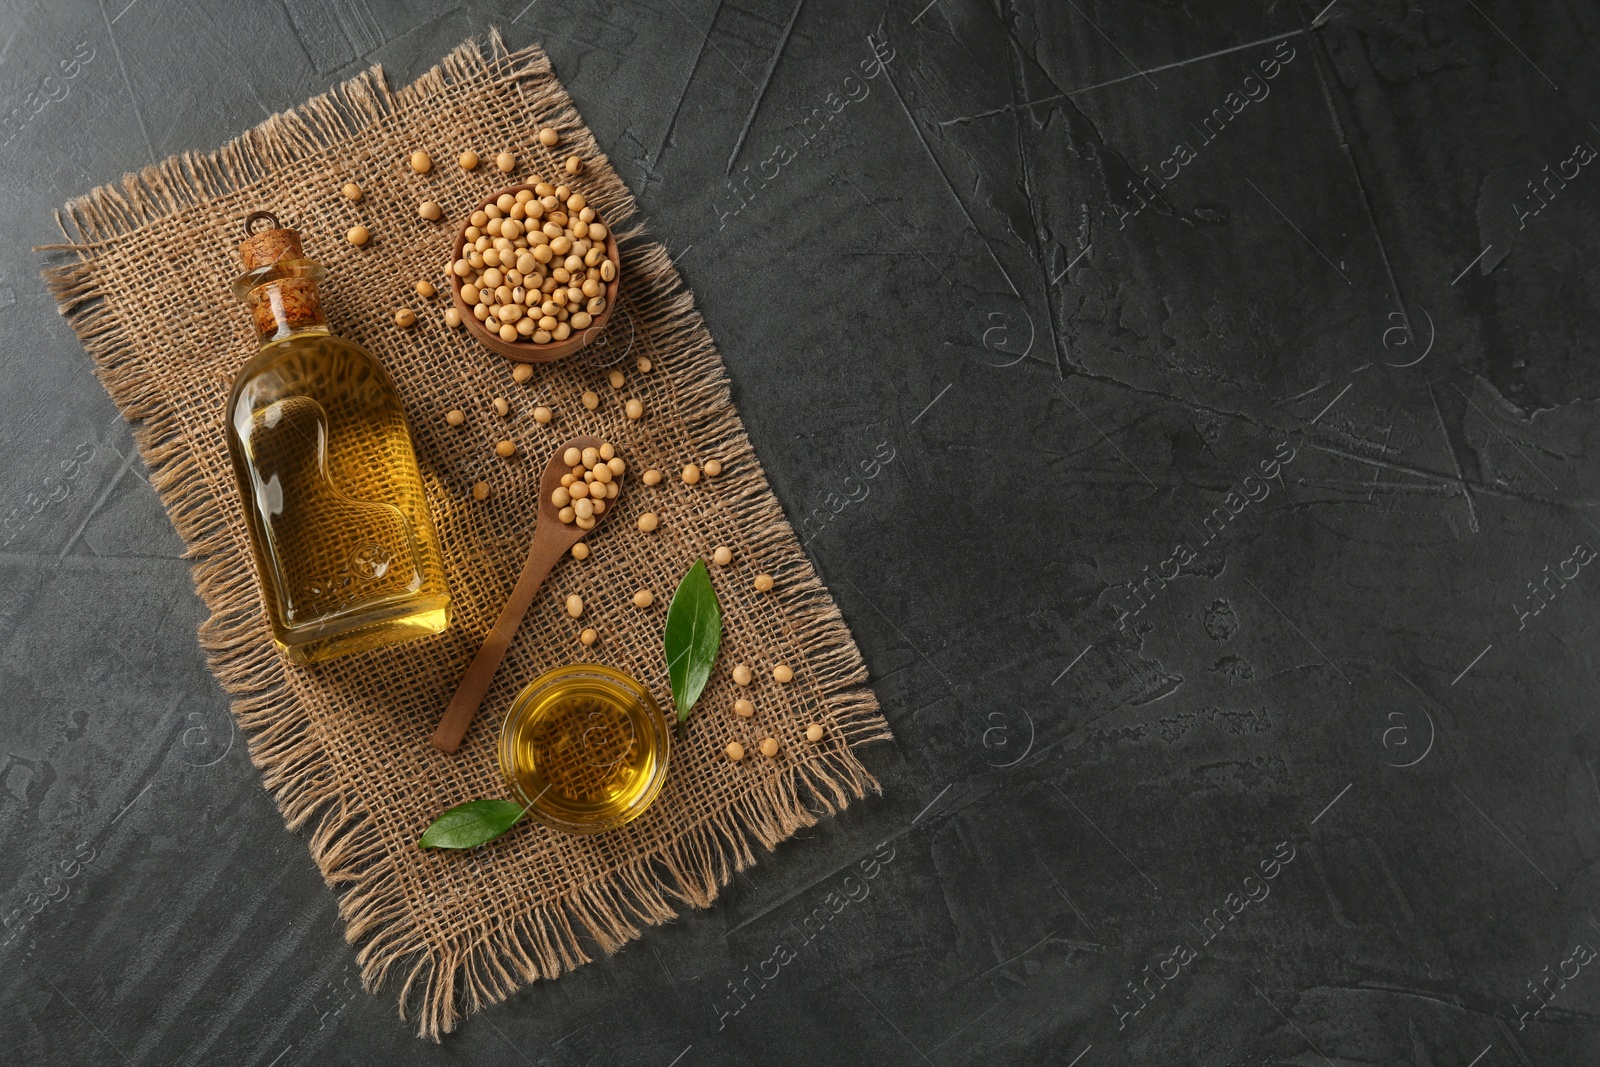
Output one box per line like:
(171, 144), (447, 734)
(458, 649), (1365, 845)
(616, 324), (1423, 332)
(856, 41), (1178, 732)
(498, 664), (669, 834)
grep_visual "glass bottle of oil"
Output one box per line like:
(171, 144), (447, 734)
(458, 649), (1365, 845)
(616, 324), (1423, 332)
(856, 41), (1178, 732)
(225, 211), (451, 664)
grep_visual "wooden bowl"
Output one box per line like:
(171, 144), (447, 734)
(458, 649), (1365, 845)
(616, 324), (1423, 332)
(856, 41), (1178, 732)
(450, 184), (621, 363)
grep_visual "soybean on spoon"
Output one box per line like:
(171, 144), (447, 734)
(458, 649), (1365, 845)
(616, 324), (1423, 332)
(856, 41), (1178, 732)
(431, 435), (618, 754)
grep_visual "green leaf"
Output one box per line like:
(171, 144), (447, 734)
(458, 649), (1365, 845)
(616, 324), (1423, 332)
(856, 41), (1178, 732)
(663, 558), (722, 725)
(418, 799), (526, 849)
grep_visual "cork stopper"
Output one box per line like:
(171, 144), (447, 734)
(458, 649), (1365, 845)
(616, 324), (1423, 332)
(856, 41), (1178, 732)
(237, 211), (326, 341)
(239, 213), (306, 270)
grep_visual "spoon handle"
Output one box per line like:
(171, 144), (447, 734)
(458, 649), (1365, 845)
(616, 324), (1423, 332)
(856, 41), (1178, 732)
(431, 533), (562, 754)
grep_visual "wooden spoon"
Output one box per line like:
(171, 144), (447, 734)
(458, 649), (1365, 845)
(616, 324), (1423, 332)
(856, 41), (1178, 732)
(431, 435), (617, 754)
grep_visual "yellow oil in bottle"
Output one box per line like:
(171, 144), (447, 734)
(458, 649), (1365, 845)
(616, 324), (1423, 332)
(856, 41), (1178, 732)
(499, 665), (669, 834)
(226, 214), (450, 664)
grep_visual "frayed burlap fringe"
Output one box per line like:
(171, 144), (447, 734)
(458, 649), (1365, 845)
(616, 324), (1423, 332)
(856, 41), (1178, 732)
(41, 30), (890, 1040)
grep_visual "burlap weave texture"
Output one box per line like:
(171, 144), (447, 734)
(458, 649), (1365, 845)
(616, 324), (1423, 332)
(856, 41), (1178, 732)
(41, 32), (891, 1039)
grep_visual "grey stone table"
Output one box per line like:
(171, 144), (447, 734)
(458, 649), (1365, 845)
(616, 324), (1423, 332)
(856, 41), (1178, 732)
(3, 1), (1597, 1064)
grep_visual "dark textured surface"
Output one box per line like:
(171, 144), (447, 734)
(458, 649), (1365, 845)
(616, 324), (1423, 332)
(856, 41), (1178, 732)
(3, 1), (1598, 1063)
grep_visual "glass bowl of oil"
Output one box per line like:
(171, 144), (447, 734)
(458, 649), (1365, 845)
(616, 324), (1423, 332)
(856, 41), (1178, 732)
(497, 664), (670, 835)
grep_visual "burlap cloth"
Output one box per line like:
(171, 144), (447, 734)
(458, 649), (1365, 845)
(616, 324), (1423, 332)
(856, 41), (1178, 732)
(40, 32), (891, 1039)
